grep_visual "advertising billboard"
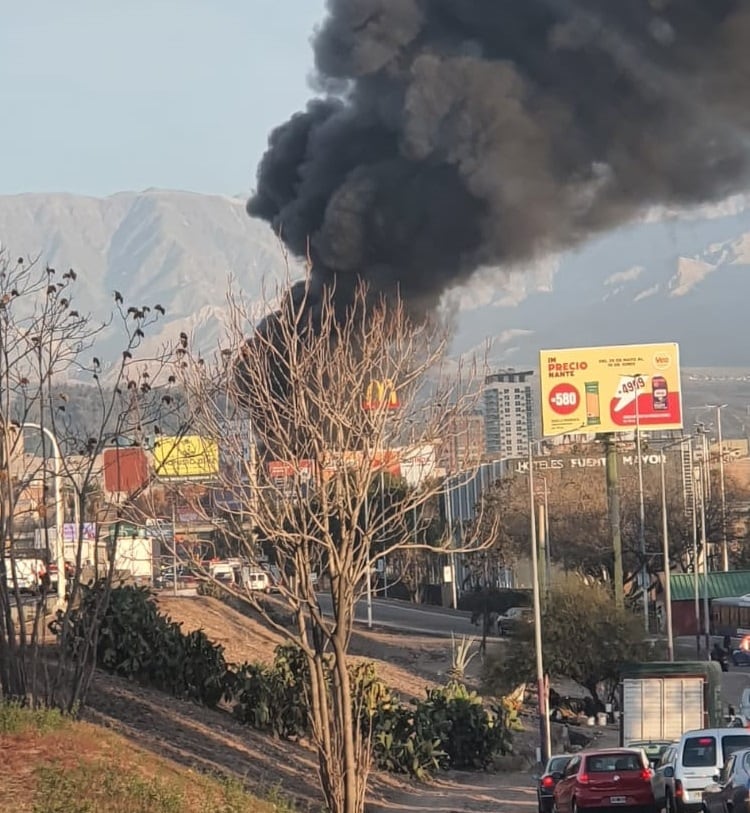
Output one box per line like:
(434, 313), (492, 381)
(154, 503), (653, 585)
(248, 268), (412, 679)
(153, 435), (219, 479)
(102, 447), (149, 494)
(63, 523), (97, 542)
(539, 342), (683, 436)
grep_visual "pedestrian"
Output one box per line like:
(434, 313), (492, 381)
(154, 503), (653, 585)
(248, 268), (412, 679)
(711, 642), (729, 672)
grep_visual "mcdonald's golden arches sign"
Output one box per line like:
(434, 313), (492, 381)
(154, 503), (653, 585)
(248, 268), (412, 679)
(362, 379), (400, 411)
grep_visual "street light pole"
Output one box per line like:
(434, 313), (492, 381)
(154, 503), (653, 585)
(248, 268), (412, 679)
(445, 476), (458, 609)
(365, 487), (372, 629)
(536, 477), (550, 600)
(528, 440), (551, 764)
(632, 376), (649, 632)
(695, 425), (711, 655)
(22, 423), (66, 610)
(706, 404), (729, 572)
(659, 442), (679, 662)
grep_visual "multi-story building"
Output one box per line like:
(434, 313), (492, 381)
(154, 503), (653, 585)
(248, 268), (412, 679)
(483, 369), (534, 458)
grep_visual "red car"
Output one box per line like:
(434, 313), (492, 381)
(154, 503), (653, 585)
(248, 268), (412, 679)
(553, 748), (658, 813)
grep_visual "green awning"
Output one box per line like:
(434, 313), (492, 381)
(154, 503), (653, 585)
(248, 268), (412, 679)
(669, 570), (750, 602)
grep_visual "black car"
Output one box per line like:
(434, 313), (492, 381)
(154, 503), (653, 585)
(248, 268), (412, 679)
(537, 754), (570, 813)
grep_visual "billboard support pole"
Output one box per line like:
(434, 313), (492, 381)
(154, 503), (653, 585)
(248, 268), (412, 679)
(604, 433), (624, 610)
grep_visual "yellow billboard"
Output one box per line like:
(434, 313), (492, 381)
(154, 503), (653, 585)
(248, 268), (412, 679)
(539, 343), (683, 436)
(153, 435), (219, 479)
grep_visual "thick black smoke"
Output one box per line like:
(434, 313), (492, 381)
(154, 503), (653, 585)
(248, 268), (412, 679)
(249, 0), (750, 318)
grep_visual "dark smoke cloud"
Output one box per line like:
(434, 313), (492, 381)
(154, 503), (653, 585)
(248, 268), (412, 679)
(249, 0), (750, 318)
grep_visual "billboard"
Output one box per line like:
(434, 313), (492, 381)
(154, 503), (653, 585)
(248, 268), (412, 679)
(63, 523), (97, 542)
(539, 342), (683, 436)
(102, 447), (149, 494)
(153, 435), (219, 479)
(398, 445), (437, 488)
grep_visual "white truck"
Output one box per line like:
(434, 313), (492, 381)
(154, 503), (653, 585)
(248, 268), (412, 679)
(620, 661), (723, 750)
(114, 534), (160, 584)
(3, 556), (45, 593)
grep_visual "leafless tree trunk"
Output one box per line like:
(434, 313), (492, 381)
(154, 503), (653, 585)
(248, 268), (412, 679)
(174, 278), (491, 813)
(0, 251), (176, 709)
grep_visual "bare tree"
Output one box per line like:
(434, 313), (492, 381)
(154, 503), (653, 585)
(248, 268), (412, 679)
(174, 279), (488, 813)
(0, 251), (175, 708)
(476, 443), (746, 593)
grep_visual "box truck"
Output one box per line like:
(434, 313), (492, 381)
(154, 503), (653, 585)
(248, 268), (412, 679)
(620, 661), (723, 749)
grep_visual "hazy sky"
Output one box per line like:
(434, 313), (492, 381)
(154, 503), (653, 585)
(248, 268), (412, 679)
(0, 0), (327, 197)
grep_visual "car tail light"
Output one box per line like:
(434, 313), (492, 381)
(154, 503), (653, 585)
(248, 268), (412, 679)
(541, 776), (554, 788)
(640, 768), (653, 782)
(578, 773), (589, 785)
(675, 780), (683, 798)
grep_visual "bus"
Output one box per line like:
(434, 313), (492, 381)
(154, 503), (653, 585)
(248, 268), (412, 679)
(711, 595), (750, 639)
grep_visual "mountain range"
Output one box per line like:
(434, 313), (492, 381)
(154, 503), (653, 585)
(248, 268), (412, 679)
(0, 188), (748, 432)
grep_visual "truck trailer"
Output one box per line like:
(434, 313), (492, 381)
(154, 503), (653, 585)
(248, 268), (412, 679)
(619, 660), (723, 748)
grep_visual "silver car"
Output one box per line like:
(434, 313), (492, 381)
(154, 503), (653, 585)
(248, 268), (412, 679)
(701, 747), (750, 812)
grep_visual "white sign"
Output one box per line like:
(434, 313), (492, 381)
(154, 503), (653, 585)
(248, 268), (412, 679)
(514, 453), (666, 473)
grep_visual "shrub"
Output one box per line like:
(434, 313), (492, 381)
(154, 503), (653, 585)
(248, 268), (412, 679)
(232, 644), (312, 740)
(417, 682), (513, 769)
(349, 664), (513, 779)
(60, 583), (232, 707)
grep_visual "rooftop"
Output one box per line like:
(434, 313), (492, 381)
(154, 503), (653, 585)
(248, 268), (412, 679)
(669, 570), (750, 602)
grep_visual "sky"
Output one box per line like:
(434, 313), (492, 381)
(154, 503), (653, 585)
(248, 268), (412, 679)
(0, 0), (327, 197)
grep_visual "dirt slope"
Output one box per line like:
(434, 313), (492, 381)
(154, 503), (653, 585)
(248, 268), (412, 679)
(156, 594), (446, 700)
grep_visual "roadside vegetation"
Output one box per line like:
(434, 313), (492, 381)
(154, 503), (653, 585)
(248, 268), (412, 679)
(482, 576), (653, 706)
(57, 585), (515, 782)
(0, 703), (288, 813)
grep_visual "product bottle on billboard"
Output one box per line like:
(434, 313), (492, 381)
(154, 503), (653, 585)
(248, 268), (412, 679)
(585, 382), (601, 425)
(652, 375), (668, 411)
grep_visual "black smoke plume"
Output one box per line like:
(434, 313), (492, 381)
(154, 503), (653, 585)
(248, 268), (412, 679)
(248, 0), (750, 320)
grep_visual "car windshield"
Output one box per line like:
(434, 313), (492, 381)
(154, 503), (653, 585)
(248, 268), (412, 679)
(585, 753), (641, 772)
(547, 757), (569, 774)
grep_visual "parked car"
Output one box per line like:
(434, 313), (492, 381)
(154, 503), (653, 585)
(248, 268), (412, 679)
(553, 748), (657, 813)
(651, 729), (750, 813)
(498, 606), (533, 635)
(701, 747), (750, 813)
(536, 754), (570, 813)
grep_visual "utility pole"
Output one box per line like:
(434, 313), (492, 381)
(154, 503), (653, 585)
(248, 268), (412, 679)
(706, 404), (729, 572)
(659, 442), (677, 661)
(528, 440), (551, 764)
(633, 377), (648, 632)
(445, 476), (458, 609)
(537, 498), (547, 602)
(604, 433), (624, 609)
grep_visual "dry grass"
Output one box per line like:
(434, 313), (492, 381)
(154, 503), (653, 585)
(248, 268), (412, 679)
(156, 594), (448, 700)
(0, 704), (291, 813)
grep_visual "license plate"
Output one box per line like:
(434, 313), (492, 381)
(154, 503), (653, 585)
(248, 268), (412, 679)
(610, 797), (626, 804)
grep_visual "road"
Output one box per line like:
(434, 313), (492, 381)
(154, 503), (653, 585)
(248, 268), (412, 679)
(316, 594), (496, 638)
